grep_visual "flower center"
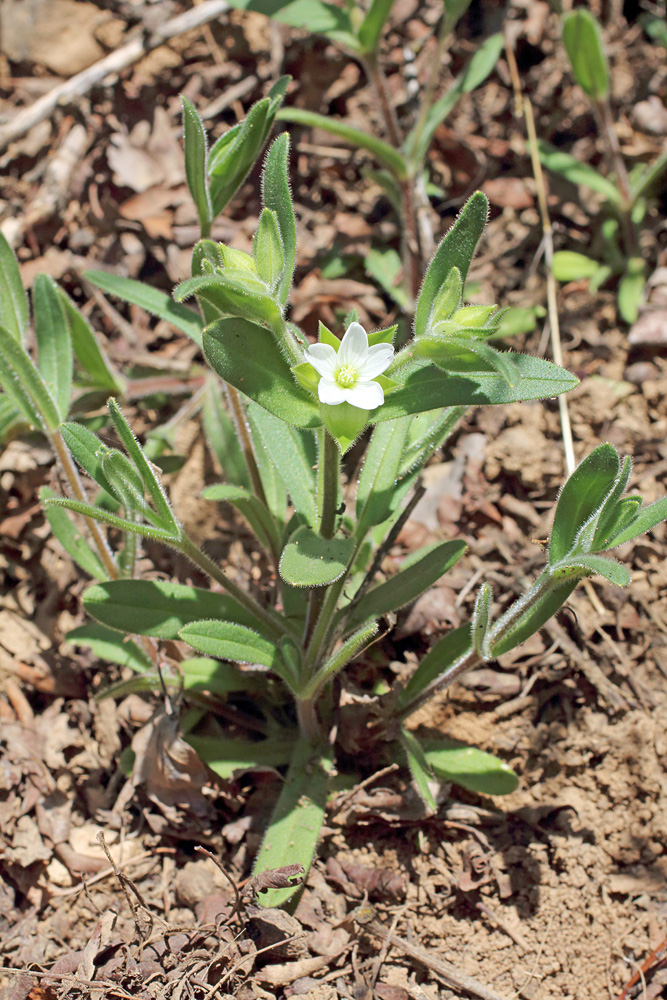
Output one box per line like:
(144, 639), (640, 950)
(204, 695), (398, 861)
(336, 364), (358, 388)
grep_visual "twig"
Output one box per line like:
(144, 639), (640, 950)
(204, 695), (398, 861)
(359, 910), (512, 1000)
(505, 41), (575, 476)
(0, 0), (231, 151)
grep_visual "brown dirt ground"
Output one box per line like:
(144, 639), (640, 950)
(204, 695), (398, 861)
(1, 1), (667, 999)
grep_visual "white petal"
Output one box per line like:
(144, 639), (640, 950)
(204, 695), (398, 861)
(345, 380), (384, 410)
(318, 378), (348, 405)
(338, 322), (369, 368)
(307, 343), (338, 377)
(358, 343), (394, 379)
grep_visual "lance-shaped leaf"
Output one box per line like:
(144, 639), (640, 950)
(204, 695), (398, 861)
(372, 354), (579, 422)
(174, 272), (282, 328)
(204, 318), (322, 429)
(56, 288), (125, 393)
(0, 232), (29, 344)
(67, 623), (153, 672)
(262, 133), (296, 306)
(187, 733), (295, 780)
(490, 574), (579, 657)
(44, 496), (179, 544)
(356, 416), (411, 533)
(83, 579), (259, 638)
(344, 539), (466, 630)
(400, 728), (437, 813)
(398, 406), (466, 477)
(182, 657), (266, 697)
(423, 739), (519, 795)
(33, 276), (72, 422)
(538, 141), (621, 203)
(550, 552), (630, 588)
(202, 380), (251, 489)
(40, 486), (109, 580)
(279, 525), (355, 587)
(203, 483), (282, 556)
(303, 619), (379, 698)
(357, 0), (395, 54)
(254, 735), (331, 907)
(254, 208), (285, 291)
(179, 620), (281, 668)
(61, 422), (116, 497)
(181, 95), (212, 236)
(471, 582), (492, 658)
(222, 0), (356, 46)
(397, 624), (472, 712)
(602, 495), (667, 549)
(562, 9), (609, 102)
(247, 402), (288, 522)
(415, 192), (489, 340)
(417, 337), (522, 388)
(85, 271), (204, 346)
(0, 323), (60, 431)
(549, 444), (620, 565)
(246, 405), (317, 526)
(100, 449), (146, 513)
(0, 395), (26, 446)
(551, 251), (602, 282)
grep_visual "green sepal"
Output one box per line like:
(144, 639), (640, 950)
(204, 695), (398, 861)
(82, 578), (258, 638)
(318, 321), (339, 349)
(319, 401), (369, 453)
(279, 525), (355, 587)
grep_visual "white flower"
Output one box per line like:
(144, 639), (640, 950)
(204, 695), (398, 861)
(305, 322), (394, 410)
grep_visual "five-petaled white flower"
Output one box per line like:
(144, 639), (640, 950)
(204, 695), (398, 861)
(305, 322), (394, 410)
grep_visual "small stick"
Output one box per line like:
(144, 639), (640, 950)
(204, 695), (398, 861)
(194, 845), (242, 920)
(0, 0), (230, 151)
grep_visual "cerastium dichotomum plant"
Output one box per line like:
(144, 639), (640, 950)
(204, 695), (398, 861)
(540, 10), (667, 324)
(4, 96), (667, 910)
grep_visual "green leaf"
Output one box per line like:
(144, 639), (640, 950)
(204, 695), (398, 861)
(345, 539), (466, 629)
(61, 421), (115, 496)
(398, 406), (466, 477)
(107, 398), (179, 534)
(202, 380), (251, 489)
(537, 141), (621, 203)
(247, 402), (288, 522)
(357, 0), (395, 54)
(304, 619), (379, 697)
(181, 95), (212, 236)
(562, 9), (609, 102)
(490, 575), (579, 657)
(397, 624), (472, 711)
(203, 318), (322, 429)
(0, 323), (60, 431)
(254, 207), (285, 291)
(552, 251), (602, 282)
(617, 258), (646, 325)
(0, 395), (26, 445)
(590, 456), (632, 549)
(245, 406), (317, 526)
(67, 623), (153, 672)
(551, 553), (630, 587)
(203, 483), (281, 555)
(100, 449), (146, 513)
(400, 728), (437, 812)
(85, 271), (204, 346)
(549, 444), (620, 565)
(0, 232), (29, 344)
(407, 34), (504, 164)
(44, 496), (179, 544)
(56, 289), (124, 393)
(277, 107), (408, 179)
(630, 149), (667, 202)
(179, 620), (281, 667)
(415, 192), (489, 340)
(374, 354), (578, 421)
(254, 735), (331, 908)
(604, 495), (667, 548)
(40, 485), (109, 579)
(471, 582), (492, 656)
(423, 739), (519, 795)
(187, 733), (295, 779)
(262, 134), (297, 305)
(279, 525), (355, 587)
(182, 656), (265, 697)
(83, 579), (258, 638)
(223, 0), (357, 46)
(356, 417), (411, 532)
(175, 272), (282, 329)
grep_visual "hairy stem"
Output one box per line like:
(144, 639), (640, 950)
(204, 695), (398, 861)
(296, 696), (321, 743)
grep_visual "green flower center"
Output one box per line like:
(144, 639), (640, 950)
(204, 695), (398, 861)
(336, 364), (358, 388)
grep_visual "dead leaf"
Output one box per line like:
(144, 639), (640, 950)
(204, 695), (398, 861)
(108, 109), (184, 193)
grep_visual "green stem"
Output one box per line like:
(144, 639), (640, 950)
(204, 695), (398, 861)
(178, 534), (286, 641)
(296, 696), (321, 742)
(594, 97), (638, 258)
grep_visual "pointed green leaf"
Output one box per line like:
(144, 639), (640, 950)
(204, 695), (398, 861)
(0, 395), (26, 445)
(262, 134), (297, 305)
(549, 444), (620, 565)
(187, 733), (295, 779)
(223, 0), (357, 45)
(175, 272), (282, 328)
(398, 406), (466, 477)
(202, 380), (251, 489)
(398, 624), (472, 710)
(400, 729), (437, 813)
(604, 495), (667, 548)
(562, 9), (609, 101)
(304, 619), (379, 697)
(254, 736), (331, 908)
(590, 456), (632, 549)
(490, 575), (579, 657)
(552, 553), (630, 587)
(552, 251), (601, 282)
(279, 525), (355, 587)
(204, 318), (322, 429)
(415, 192), (489, 339)
(44, 496), (178, 544)
(245, 406), (317, 526)
(537, 141), (621, 204)
(40, 485), (109, 579)
(83, 579), (259, 638)
(423, 739), (519, 795)
(471, 582), (492, 657)
(0, 323), (60, 430)
(247, 402), (288, 522)
(345, 539), (466, 629)
(56, 288), (124, 393)
(203, 483), (282, 555)
(182, 657), (266, 697)
(100, 448), (146, 511)
(33, 274), (72, 421)
(356, 417), (411, 532)
(0, 232), (29, 344)
(85, 271), (203, 346)
(61, 421), (115, 496)
(181, 95), (212, 236)
(357, 0), (395, 54)
(254, 207), (285, 290)
(179, 620), (280, 667)
(67, 623), (153, 672)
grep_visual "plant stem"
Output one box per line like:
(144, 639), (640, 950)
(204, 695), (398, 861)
(296, 696), (321, 742)
(178, 534), (286, 641)
(363, 51), (402, 149)
(594, 97), (638, 258)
